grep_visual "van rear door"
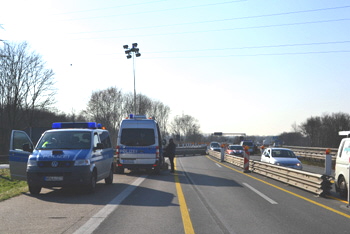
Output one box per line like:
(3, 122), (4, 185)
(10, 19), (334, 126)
(9, 130), (34, 180)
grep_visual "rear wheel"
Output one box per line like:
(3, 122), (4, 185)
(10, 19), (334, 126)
(115, 166), (124, 174)
(28, 185), (41, 195)
(105, 166), (114, 184)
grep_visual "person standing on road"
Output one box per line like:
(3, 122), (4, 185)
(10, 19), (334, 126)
(165, 138), (176, 173)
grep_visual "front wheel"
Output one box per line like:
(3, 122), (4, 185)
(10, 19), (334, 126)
(338, 176), (348, 198)
(86, 171), (97, 193)
(28, 185), (41, 195)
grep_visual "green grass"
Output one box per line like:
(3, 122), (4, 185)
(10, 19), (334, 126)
(0, 169), (28, 202)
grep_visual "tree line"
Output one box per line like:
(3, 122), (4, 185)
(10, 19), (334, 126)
(1, 41), (349, 156)
(0, 41), (201, 155)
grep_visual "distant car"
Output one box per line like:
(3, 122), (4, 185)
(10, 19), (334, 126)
(209, 142), (221, 152)
(226, 145), (244, 156)
(240, 140), (254, 154)
(261, 148), (302, 170)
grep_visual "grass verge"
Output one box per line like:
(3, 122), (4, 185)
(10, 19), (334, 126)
(0, 169), (28, 202)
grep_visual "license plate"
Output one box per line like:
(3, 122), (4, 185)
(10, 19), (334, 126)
(122, 159), (135, 164)
(44, 176), (63, 181)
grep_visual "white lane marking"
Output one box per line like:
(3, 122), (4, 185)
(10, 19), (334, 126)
(215, 163), (222, 168)
(74, 175), (147, 234)
(243, 182), (278, 204)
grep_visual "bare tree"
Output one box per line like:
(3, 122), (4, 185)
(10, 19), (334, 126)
(170, 113), (201, 143)
(83, 87), (124, 146)
(0, 41), (56, 154)
(299, 112), (350, 147)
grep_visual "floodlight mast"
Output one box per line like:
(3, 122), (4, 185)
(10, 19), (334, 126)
(123, 43), (141, 114)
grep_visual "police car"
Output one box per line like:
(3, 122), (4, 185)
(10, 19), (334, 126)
(115, 114), (165, 174)
(9, 122), (115, 194)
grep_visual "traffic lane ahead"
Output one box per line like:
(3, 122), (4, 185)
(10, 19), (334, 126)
(177, 155), (350, 234)
(94, 168), (224, 234)
(0, 174), (139, 234)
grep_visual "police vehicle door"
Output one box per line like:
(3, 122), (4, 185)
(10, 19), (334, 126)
(92, 132), (106, 180)
(9, 130), (34, 181)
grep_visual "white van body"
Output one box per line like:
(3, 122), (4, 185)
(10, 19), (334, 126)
(335, 131), (350, 197)
(115, 115), (164, 174)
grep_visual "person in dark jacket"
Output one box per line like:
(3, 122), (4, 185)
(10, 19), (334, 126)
(165, 138), (176, 173)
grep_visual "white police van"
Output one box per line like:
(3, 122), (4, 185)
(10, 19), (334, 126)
(9, 122), (114, 194)
(115, 114), (165, 174)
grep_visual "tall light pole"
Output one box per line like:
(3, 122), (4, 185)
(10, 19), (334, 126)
(123, 43), (141, 114)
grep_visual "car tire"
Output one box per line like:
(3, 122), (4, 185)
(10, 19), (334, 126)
(86, 171), (97, 193)
(28, 185), (41, 195)
(154, 166), (161, 175)
(338, 176), (348, 198)
(105, 166), (113, 185)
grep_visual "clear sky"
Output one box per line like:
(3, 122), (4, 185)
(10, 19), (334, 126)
(1, 0), (349, 136)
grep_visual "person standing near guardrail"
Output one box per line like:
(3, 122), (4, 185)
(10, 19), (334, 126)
(165, 138), (177, 173)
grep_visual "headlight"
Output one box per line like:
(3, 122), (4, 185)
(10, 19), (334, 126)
(27, 159), (37, 167)
(74, 159), (90, 166)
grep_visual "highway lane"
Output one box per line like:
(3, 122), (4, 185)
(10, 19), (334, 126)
(93, 155), (350, 234)
(1, 155), (350, 234)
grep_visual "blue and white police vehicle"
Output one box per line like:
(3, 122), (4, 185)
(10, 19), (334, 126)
(114, 114), (165, 174)
(9, 122), (115, 194)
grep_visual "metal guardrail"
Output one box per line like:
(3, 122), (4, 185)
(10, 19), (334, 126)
(208, 150), (332, 196)
(175, 146), (207, 156)
(284, 145), (337, 162)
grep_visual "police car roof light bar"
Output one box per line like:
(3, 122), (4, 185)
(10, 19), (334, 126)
(52, 122), (98, 129)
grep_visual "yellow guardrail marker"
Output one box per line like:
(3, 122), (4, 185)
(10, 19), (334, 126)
(174, 158), (195, 234)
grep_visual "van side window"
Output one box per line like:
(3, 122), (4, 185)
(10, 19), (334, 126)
(13, 131), (32, 151)
(343, 141), (350, 158)
(99, 131), (112, 148)
(93, 133), (100, 148)
(338, 141), (345, 158)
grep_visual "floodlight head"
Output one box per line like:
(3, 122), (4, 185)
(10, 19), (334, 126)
(136, 53), (141, 57)
(135, 48), (139, 53)
(123, 45), (129, 49)
(132, 43), (138, 48)
(125, 50), (130, 54)
(126, 54), (132, 59)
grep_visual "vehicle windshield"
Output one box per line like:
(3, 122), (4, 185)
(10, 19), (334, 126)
(211, 143), (220, 148)
(271, 150), (296, 158)
(37, 131), (91, 149)
(243, 141), (253, 146)
(121, 128), (155, 146)
(230, 146), (243, 150)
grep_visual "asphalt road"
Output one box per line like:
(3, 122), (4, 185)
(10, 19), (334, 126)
(1, 155), (349, 234)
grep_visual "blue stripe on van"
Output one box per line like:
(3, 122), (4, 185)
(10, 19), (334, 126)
(119, 147), (157, 154)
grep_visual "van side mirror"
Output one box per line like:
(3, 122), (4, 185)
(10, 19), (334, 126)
(94, 143), (104, 150)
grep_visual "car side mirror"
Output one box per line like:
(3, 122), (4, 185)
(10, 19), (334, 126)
(22, 143), (33, 153)
(94, 143), (104, 150)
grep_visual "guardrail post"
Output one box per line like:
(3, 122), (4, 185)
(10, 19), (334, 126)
(220, 147), (225, 162)
(243, 146), (250, 173)
(324, 148), (332, 176)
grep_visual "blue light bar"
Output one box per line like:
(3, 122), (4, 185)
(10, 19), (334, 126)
(52, 122), (98, 129)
